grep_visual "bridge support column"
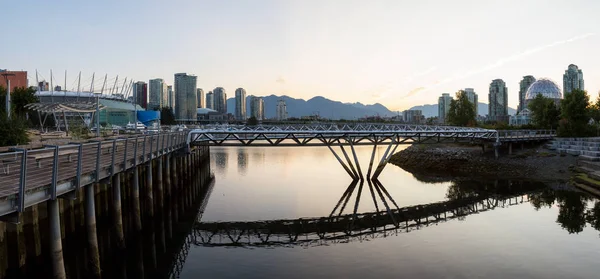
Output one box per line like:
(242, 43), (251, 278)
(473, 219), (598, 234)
(85, 184), (101, 278)
(48, 199), (66, 279)
(327, 144), (357, 180)
(372, 140), (399, 180)
(112, 173), (125, 249)
(509, 143), (513, 155)
(348, 138), (364, 180)
(366, 144), (377, 178)
(338, 144), (359, 179)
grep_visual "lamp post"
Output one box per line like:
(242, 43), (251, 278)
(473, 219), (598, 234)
(1, 73), (16, 119)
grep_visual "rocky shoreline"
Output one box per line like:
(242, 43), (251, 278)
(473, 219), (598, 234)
(388, 143), (575, 182)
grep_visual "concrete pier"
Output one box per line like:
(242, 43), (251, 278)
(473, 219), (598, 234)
(48, 199), (66, 279)
(112, 173), (125, 249)
(0, 139), (211, 278)
(85, 184), (101, 278)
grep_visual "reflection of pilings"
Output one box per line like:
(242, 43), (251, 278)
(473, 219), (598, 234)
(329, 181), (359, 218)
(194, 193), (533, 248)
(85, 184), (101, 278)
(48, 199), (67, 279)
(369, 179), (398, 227)
(112, 173), (125, 249)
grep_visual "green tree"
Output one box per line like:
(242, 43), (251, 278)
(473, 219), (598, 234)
(589, 92), (600, 122)
(0, 113), (29, 146)
(528, 94), (560, 129)
(558, 89), (591, 137)
(247, 116), (258, 126)
(0, 86), (38, 118)
(160, 107), (176, 125)
(447, 90), (476, 126)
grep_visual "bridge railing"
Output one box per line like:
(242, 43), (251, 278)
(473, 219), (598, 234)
(0, 131), (188, 217)
(497, 129), (556, 140)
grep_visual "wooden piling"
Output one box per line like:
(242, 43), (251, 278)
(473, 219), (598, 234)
(145, 161), (154, 220)
(112, 173), (125, 250)
(85, 184), (101, 278)
(48, 199), (67, 279)
(132, 166), (143, 232)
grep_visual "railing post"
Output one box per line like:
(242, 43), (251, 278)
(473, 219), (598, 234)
(44, 145), (60, 200)
(13, 148), (28, 212)
(149, 134), (154, 161)
(123, 137), (129, 170)
(142, 135), (147, 163)
(111, 139), (117, 175)
(95, 141), (102, 182)
(133, 136), (139, 167)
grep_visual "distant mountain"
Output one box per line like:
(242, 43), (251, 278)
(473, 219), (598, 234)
(226, 95), (395, 119)
(409, 102), (517, 118)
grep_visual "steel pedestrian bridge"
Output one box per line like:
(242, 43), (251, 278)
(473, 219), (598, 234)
(187, 123), (555, 180)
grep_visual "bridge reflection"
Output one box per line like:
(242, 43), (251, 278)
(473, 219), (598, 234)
(191, 179), (546, 248)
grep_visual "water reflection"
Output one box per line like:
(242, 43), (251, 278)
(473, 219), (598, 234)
(237, 149), (248, 176)
(192, 178), (600, 248)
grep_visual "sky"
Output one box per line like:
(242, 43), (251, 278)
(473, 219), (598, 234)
(2, 0), (600, 111)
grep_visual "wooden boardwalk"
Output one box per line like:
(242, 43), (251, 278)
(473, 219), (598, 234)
(0, 132), (189, 217)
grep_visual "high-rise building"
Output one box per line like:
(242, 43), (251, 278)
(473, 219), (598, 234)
(167, 85), (174, 110)
(463, 88), (479, 116)
(197, 88), (205, 108)
(38, 81), (49, 91)
(0, 70), (28, 91)
(403, 110), (424, 124)
(149, 78), (168, 110)
(213, 87), (227, 114)
(563, 64), (584, 94)
(438, 93), (452, 124)
(206, 91), (214, 110)
(133, 81), (148, 109)
(276, 99), (288, 121)
(489, 79), (508, 122)
(518, 75), (536, 113)
(174, 73), (198, 120)
(250, 96), (265, 120)
(235, 88), (247, 120)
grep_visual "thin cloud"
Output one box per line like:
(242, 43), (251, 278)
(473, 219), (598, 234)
(402, 32), (596, 98)
(276, 77), (286, 84)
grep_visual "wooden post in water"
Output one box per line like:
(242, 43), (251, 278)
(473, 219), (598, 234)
(145, 161), (155, 220)
(173, 156), (180, 223)
(165, 155), (173, 240)
(509, 143), (513, 155)
(132, 166), (143, 232)
(85, 184), (101, 278)
(48, 199), (67, 279)
(112, 173), (125, 249)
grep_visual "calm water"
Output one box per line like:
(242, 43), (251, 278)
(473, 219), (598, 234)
(177, 146), (600, 279)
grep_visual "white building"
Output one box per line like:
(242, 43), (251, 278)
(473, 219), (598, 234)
(488, 79), (508, 122)
(563, 64), (584, 94)
(235, 88), (247, 120)
(437, 93), (452, 124)
(276, 99), (288, 120)
(148, 78), (168, 110)
(250, 96), (265, 120)
(206, 91), (214, 110)
(213, 87), (227, 114)
(197, 88), (205, 108)
(463, 88), (478, 116)
(174, 73), (198, 120)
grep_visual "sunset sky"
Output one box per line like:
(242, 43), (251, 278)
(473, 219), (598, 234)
(3, 0), (599, 111)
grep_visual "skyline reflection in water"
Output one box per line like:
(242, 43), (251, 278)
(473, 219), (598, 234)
(179, 146), (600, 279)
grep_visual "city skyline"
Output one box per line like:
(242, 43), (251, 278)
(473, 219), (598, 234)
(3, 0), (600, 111)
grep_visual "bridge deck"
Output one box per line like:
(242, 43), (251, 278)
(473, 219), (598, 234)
(0, 132), (188, 217)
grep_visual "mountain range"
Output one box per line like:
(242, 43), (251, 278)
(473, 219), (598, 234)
(224, 95), (516, 119)
(226, 95), (395, 119)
